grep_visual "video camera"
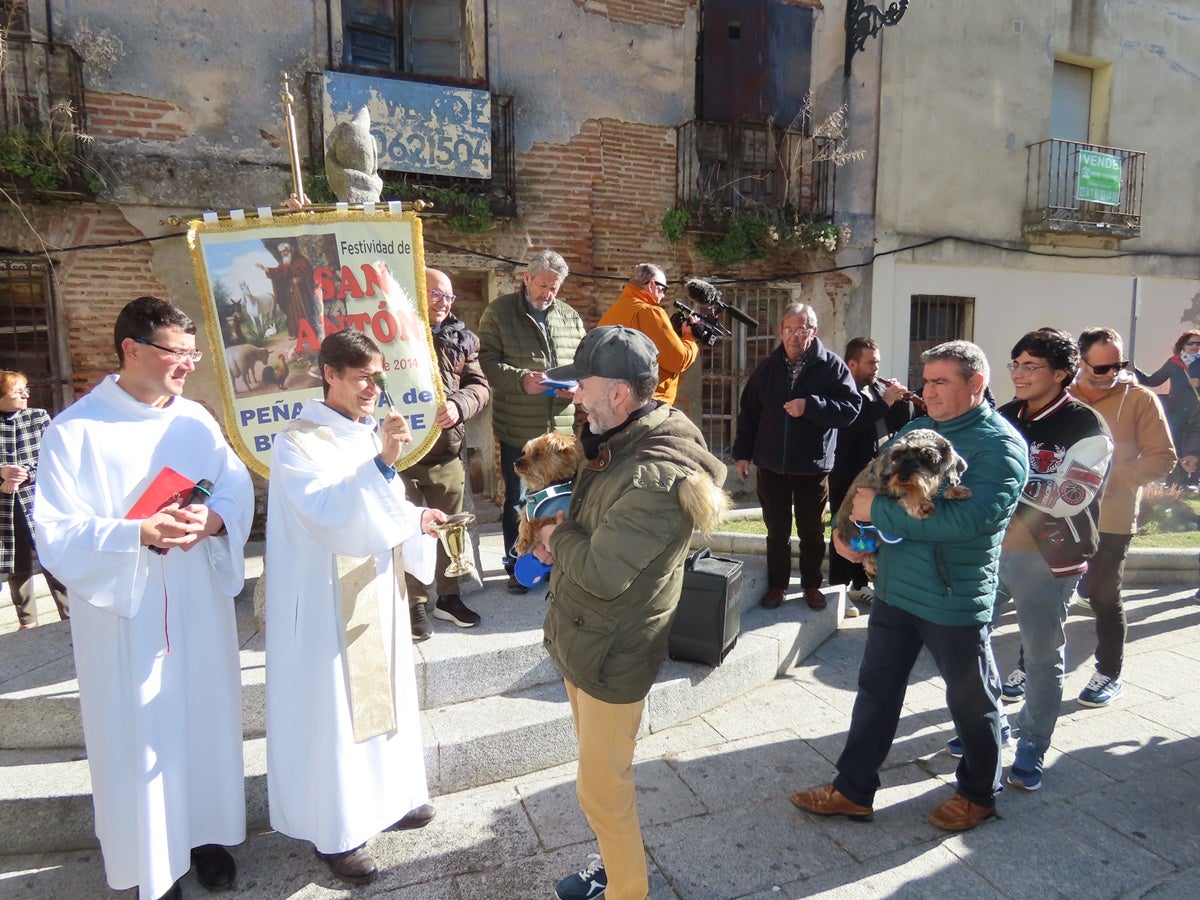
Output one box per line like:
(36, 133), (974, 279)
(670, 278), (757, 347)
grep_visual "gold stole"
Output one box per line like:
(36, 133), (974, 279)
(336, 555), (397, 742)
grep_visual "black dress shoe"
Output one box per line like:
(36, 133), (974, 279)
(190, 844), (235, 891)
(506, 574), (529, 595)
(391, 802), (436, 830)
(315, 845), (378, 885)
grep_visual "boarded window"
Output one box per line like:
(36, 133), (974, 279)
(907, 295), (974, 391)
(341, 0), (485, 83)
(0, 259), (68, 414)
(699, 0), (813, 124)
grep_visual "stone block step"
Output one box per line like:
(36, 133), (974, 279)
(0, 541), (772, 752)
(0, 587), (839, 854)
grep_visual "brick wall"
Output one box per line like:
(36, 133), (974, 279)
(573, 0), (696, 28)
(85, 91), (193, 142)
(52, 206), (171, 395)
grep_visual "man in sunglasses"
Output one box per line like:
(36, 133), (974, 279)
(597, 262), (699, 407)
(1070, 327), (1175, 708)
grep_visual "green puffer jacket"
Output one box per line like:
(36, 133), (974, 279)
(871, 404), (1029, 627)
(477, 288), (586, 447)
(544, 403), (727, 704)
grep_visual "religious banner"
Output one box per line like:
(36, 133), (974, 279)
(187, 209), (441, 477)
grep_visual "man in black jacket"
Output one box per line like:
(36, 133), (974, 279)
(404, 268), (491, 638)
(733, 303), (860, 610)
(828, 337), (916, 616)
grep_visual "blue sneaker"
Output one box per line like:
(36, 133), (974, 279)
(555, 855), (606, 900)
(945, 724), (1012, 758)
(1007, 740), (1044, 791)
(1001, 669), (1027, 704)
(1078, 672), (1124, 707)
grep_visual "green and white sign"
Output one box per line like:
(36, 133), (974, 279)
(1076, 150), (1123, 206)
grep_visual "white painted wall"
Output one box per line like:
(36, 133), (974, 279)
(873, 261), (1200, 401)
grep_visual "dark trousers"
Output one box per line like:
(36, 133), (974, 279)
(6, 505), (69, 627)
(833, 598), (1002, 808)
(403, 457), (466, 606)
(499, 439), (525, 569)
(1078, 531), (1132, 679)
(756, 467), (827, 590)
(827, 473), (868, 589)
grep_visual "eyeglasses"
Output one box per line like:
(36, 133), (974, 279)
(8, 388), (30, 398)
(1086, 359), (1130, 375)
(1007, 362), (1049, 374)
(134, 337), (204, 362)
(1185, 341), (1200, 348)
(781, 325), (815, 336)
(653, 281), (668, 292)
(429, 289), (457, 303)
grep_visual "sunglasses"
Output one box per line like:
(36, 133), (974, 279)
(1086, 359), (1130, 375)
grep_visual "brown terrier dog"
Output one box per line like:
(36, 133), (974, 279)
(512, 431), (580, 557)
(834, 428), (971, 579)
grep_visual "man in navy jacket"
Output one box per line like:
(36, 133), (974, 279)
(733, 303), (860, 610)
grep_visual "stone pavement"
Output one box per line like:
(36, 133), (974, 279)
(3, 569), (1200, 897)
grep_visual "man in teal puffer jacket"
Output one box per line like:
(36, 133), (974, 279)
(531, 326), (728, 900)
(792, 340), (1028, 833)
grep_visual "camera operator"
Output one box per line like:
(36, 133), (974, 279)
(597, 263), (699, 406)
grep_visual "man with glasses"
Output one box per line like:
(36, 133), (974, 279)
(597, 262), (699, 406)
(34, 296), (254, 900)
(733, 303), (860, 611)
(1071, 327), (1175, 707)
(402, 267), (490, 638)
(478, 250), (585, 593)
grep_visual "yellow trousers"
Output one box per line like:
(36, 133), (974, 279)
(564, 678), (649, 900)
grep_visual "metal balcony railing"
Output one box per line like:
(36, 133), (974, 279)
(675, 119), (837, 230)
(1024, 138), (1145, 239)
(0, 33), (92, 196)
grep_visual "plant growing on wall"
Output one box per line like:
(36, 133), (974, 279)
(0, 101), (102, 193)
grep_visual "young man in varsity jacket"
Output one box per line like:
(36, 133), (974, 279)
(993, 327), (1112, 791)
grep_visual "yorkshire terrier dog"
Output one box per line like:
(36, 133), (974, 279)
(834, 428), (971, 578)
(512, 431), (580, 557)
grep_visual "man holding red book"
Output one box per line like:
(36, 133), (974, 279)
(34, 296), (254, 900)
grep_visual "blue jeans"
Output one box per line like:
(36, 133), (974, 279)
(499, 439), (525, 569)
(997, 550), (1078, 754)
(833, 597), (1002, 808)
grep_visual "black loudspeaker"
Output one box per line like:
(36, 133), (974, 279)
(668, 547), (744, 666)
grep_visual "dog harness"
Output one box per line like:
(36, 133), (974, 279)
(849, 520), (903, 552)
(522, 480), (573, 520)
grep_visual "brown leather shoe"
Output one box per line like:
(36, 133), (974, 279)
(790, 784), (874, 822)
(760, 587), (786, 609)
(391, 802), (436, 830)
(315, 845), (378, 885)
(804, 586), (827, 610)
(928, 793), (996, 831)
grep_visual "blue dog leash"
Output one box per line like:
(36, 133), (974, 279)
(848, 521), (903, 553)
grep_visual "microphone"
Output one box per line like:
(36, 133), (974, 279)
(149, 478), (215, 556)
(684, 278), (758, 328)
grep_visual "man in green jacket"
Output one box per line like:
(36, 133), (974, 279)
(792, 340), (1028, 833)
(477, 249), (585, 593)
(531, 326), (728, 900)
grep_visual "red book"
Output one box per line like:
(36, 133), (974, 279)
(125, 467), (197, 519)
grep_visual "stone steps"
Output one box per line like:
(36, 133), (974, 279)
(0, 530), (840, 854)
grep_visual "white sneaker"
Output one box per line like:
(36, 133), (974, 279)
(848, 585), (877, 604)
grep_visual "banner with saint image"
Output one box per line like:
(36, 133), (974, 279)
(187, 210), (441, 477)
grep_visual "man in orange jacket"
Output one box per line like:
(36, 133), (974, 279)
(597, 263), (698, 406)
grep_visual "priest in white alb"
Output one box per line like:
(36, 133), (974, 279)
(265, 328), (445, 885)
(33, 296), (254, 900)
